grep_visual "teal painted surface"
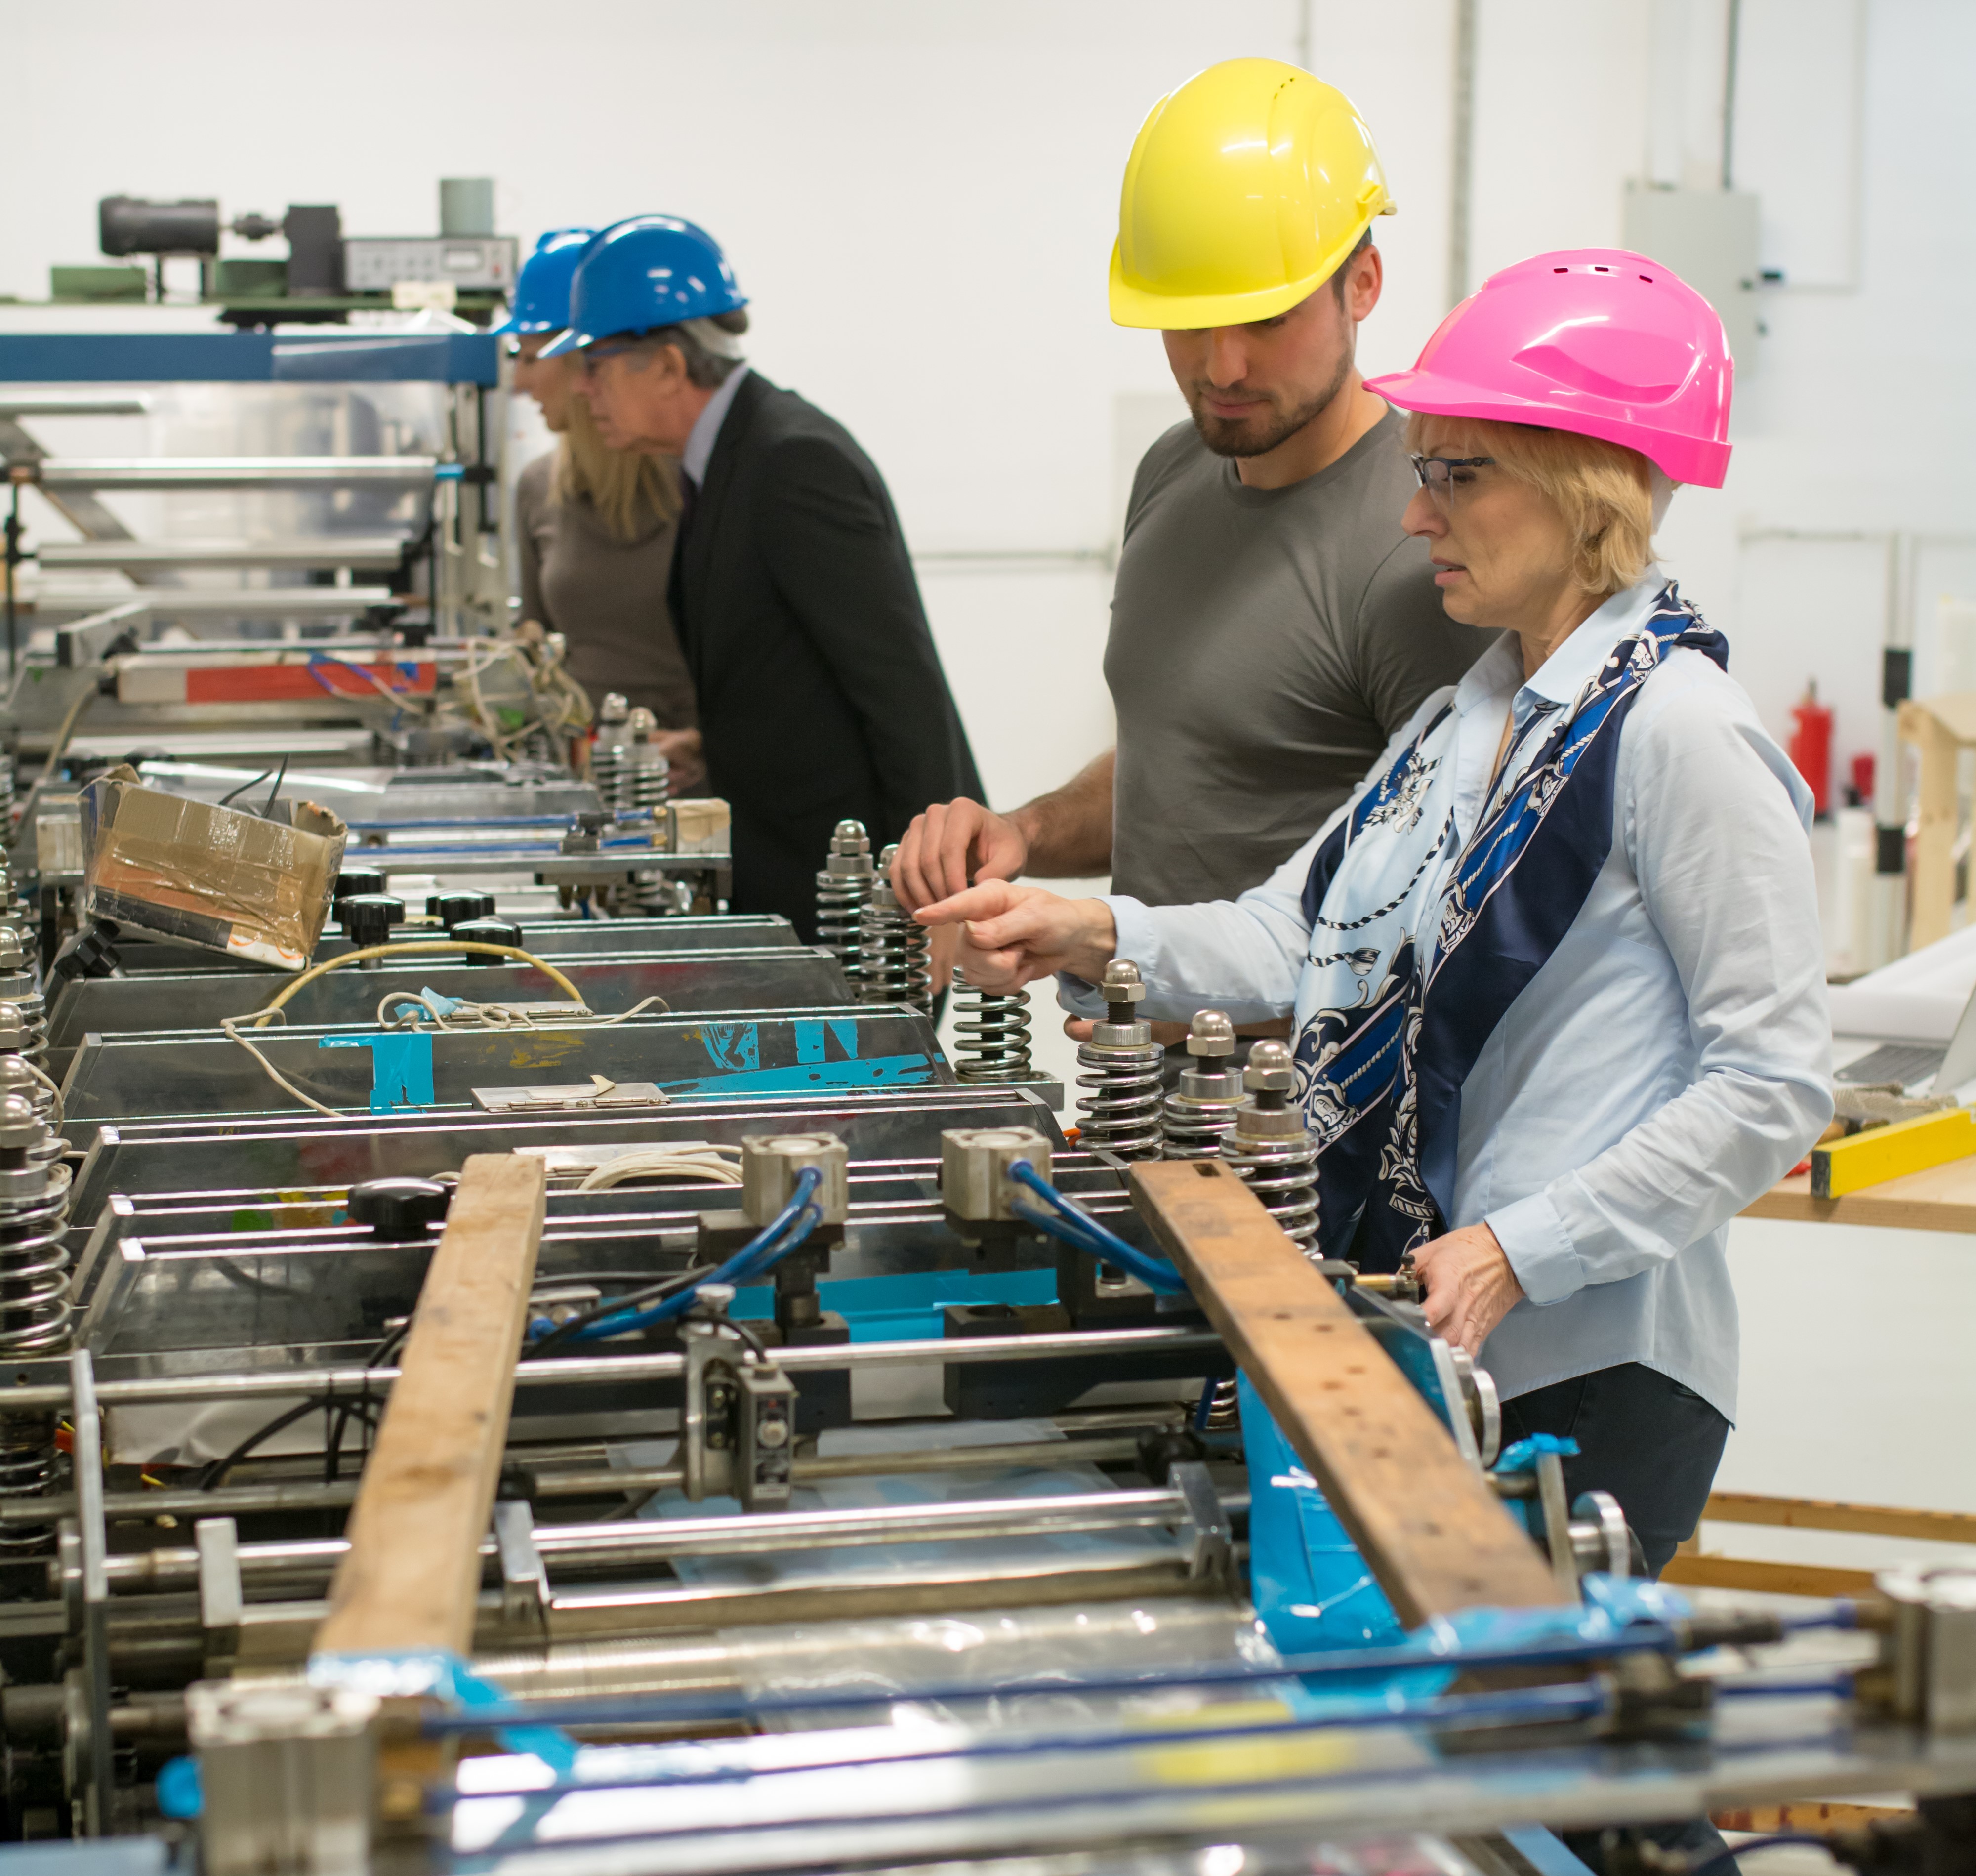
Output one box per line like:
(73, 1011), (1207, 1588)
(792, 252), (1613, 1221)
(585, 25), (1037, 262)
(657, 1052), (936, 1097)
(319, 1032), (436, 1113)
(730, 1266), (1056, 1339)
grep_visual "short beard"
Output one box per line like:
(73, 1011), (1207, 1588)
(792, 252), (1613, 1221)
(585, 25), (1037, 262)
(1186, 346), (1353, 459)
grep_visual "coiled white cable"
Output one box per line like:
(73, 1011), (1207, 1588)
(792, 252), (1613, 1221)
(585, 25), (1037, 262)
(576, 1144), (745, 1191)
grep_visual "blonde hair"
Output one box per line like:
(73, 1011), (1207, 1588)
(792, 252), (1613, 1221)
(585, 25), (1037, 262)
(1406, 413), (1654, 599)
(555, 392), (682, 544)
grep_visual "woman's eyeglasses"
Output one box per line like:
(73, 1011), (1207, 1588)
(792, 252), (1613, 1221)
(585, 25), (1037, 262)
(1408, 454), (1495, 510)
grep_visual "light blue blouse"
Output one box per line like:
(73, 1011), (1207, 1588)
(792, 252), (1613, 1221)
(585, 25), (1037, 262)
(1063, 574), (1833, 1420)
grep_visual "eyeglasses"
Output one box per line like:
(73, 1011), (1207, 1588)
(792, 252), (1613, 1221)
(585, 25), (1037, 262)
(578, 340), (642, 377)
(1408, 454), (1496, 510)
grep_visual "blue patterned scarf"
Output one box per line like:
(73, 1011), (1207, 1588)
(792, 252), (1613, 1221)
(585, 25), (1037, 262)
(1290, 583), (1728, 1271)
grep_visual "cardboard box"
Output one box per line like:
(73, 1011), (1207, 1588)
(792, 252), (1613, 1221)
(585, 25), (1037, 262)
(80, 766), (347, 971)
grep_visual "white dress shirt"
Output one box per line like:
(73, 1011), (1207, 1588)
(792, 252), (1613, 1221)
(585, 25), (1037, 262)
(680, 363), (750, 490)
(1065, 572), (1833, 1420)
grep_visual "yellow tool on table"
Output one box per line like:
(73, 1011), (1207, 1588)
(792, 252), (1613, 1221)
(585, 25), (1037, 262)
(1810, 1104), (1976, 1199)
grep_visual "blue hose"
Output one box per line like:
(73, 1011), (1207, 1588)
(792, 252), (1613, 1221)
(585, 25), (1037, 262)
(547, 1167), (824, 1344)
(1006, 1160), (1188, 1295)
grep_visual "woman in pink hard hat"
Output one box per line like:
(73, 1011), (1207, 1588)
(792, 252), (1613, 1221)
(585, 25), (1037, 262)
(915, 249), (1831, 1587)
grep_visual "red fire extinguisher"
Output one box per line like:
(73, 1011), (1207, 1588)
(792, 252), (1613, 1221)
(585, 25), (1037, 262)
(1788, 682), (1833, 817)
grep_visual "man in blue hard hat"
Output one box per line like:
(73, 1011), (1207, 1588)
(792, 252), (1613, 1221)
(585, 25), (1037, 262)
(544, 215), (982, 939)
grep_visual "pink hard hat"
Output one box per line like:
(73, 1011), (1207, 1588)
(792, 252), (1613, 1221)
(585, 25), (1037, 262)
(1364, 248), (1733, 487)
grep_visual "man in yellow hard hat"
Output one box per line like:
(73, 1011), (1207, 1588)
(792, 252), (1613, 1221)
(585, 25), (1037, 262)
(893, 60), (1480, 1000)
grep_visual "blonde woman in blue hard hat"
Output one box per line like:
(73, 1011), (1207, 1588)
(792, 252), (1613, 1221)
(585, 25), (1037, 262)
(499, 230), (699, 772)
(891, 60), (1480, 1020)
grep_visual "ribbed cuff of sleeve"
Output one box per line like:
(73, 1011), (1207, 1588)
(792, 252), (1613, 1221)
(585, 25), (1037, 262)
(1486, 1190), (1585, 1306)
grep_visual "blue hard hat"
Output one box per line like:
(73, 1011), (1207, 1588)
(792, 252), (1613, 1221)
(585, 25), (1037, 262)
(539, 215), (746, 357)
(491, 228), (595, 335)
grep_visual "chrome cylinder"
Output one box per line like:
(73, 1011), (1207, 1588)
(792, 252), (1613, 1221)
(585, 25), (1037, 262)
(623, 708), (670, 815)
(951, 972), (1033, 1082)
(591, 691), (632, 812)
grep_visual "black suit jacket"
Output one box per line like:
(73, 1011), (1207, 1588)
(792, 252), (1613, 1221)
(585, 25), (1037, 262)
(668, 371), (983, 939)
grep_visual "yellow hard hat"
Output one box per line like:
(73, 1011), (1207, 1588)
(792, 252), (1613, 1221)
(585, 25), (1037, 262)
(1110, 58), (1396, 331)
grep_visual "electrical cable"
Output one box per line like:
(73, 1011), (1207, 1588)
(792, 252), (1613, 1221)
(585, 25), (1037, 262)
(1006, 1159), (1187, 1295)
(197, 1396), (328, 1491)
(526, 1168), (824, 1351)
(247, 940), (586, 1021)
(575, 1144), (743, 1191)
(19, 1056), (62, 1128)
(216, 768), (273, 807)
(8, 681), (97, 851)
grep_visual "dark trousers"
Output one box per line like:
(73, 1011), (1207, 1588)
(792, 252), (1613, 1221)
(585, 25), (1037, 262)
(1500, 1363), (1735, 1876)
(1498, 1361), (1729, 1577)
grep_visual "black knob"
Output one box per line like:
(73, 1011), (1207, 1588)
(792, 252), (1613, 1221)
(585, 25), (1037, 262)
(346, 1177), (450, 1241)
(436, 891), (495, 931)
(451, 917), (522, 965)
(575, 810), (611, 834)
(333, 867), (387, 902)
(339, 894), (406, 948)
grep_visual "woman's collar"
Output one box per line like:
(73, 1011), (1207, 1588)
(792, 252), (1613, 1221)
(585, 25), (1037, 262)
(1517, 568), (1668, 706)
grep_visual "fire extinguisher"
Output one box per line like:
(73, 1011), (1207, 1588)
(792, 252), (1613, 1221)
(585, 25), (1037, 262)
(1788, 682), (1833, 817)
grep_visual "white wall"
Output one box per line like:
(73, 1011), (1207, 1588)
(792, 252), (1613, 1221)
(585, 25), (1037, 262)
(10, 0), (1973, 798)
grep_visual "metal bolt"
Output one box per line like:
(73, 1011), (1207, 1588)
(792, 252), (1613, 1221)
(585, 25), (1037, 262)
(1188, 1010), (1235, 1058)
(1244, 1039), (1295, 1096)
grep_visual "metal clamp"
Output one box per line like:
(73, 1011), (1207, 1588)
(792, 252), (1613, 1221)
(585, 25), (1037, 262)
(681, 1286), (796, 1513)
(196, 1516), (244, 1633)
(1169, 1460), (1233, 1585)
(493, 1498), (550, 1636)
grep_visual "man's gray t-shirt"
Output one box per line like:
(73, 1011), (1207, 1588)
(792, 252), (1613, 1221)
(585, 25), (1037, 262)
(1105, 408), (1485, 907)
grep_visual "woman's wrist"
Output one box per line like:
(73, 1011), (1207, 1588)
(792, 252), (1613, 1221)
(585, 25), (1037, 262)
(1065, 897), (1118, 982)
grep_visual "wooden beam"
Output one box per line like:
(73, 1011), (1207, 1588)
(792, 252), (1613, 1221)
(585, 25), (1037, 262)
(1661, 1554), (1877, 1598)
(1899, 700), (1960, 950)
(1744, 1162), (1976, 1233)
(313, 1153), (546, 1660)
(1711, 1803), (1910, 1834)
(1130, 1159), (1563, 1626)
(1703, 1491), (1976, 1546)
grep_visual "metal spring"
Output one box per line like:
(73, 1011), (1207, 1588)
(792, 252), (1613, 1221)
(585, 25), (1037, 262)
(624, 748), (669, 814)
(0, 1148), (74, 1554)
(816, 876), (873, 981)
(1161, 1088), (1243, 1160)
(1222, 1135), (1319, 1249)
(590, 746), (625, 814)
(1200, 1378), (1241, 1431)
(0, 1165), (74, 1359)
(633, 873), (692, 917)
(1074, 1040), (1166, 1159)
(951, 972), (1033, 1082)
(0, 994), (47, 1071)
(857, 900), (932, 1012)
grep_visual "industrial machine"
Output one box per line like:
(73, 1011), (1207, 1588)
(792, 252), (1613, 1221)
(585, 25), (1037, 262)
(62, 181), (519, 326)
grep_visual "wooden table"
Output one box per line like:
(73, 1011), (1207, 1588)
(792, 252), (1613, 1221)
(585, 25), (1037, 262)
(1744, 1156), (1976, 1232)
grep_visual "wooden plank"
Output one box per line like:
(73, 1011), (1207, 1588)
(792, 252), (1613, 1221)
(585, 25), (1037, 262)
(1743, 1161), (1976, 1233)
(1901, 703), (1959, 950)
(1660, 1554), (1877, 1597)
(1711, 1803), (1910, 1834)
(1130, 1159), (1563, 1626)
(312, 1153), (546, 1659)
(1704, 1491), (1976, 1545)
